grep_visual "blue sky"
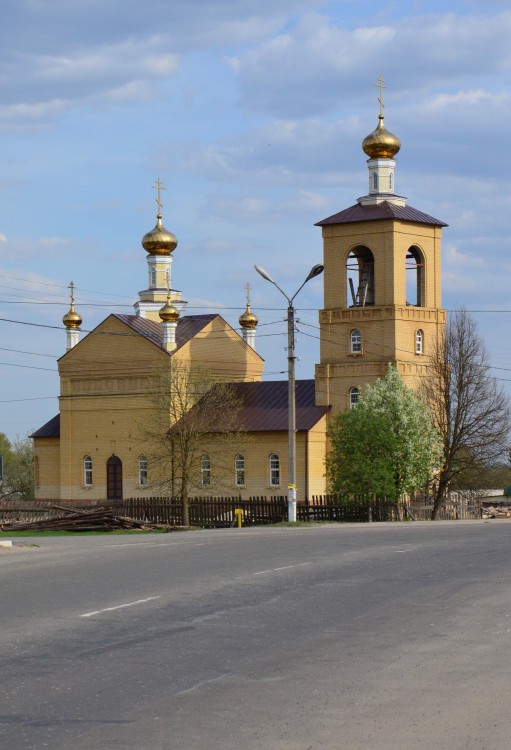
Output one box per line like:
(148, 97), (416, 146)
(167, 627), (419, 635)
(1, 0), (511, 441)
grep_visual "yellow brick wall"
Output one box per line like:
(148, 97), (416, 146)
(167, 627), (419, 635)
(186, 419), (327, 501)
(39, 314), (266, 501)
(177, 316), (264, 382)
(33, 438), (60, 499)
(317, 217), (445, 413)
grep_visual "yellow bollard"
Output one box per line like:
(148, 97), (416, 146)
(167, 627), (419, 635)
(235, 508), (243, 528)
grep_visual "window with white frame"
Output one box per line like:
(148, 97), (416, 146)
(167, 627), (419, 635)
(150, 267), (157, 288)
(83, 455), (93, 487)
(138, 455), (148, 486)
(235, 454), (245, 486)
(201, 454), (211, 486)
(269, 454), (280, 487)
(350, 329), (362, 354)
(349, 387), (360, 409)
(415, 329), (424, 355)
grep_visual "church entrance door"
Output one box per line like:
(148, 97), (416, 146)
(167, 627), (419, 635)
(107, 455), (123, 501)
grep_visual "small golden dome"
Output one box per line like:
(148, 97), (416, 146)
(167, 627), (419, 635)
(159, 297), (179, 323)
(142, 214), (178, 256)
(63, 303), (82, 329)
(362, 114), (401, 159)
(239, 303), (258, 330)
(63, 281), (82, 329)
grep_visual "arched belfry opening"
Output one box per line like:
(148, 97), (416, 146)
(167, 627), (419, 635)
(346, 246), (375, 307)
(406, 245), (424, 307)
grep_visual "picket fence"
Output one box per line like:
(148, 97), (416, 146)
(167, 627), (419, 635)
(0, 492), (482, 528)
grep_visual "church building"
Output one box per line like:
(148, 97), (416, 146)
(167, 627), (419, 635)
(32, 95), (447, 503)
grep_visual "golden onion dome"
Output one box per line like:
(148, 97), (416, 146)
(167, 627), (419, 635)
(362, 114), (401, 159)
(142, 214), (178, 256)
(159, 296), (179, 323)
(63, 302), (82, 330)
(239, 302), (258, 330)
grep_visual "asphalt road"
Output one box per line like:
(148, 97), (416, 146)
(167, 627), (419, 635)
(1, 521), (511, 749)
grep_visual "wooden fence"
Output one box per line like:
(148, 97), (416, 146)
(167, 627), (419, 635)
(0, 492), (483, 528)
(120, 496), (402, 526)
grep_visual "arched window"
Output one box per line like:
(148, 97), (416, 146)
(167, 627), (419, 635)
(235, 454), (245, 487)
(346, 246), (375, 307)
(389, 172), (393, 191)
(415, 329), (424, 355)
(149, 267), (157, 288)
(373, 172), (378, 191)
(269, 454), (280, 487)
(406, 246), (424, 306)
(201, 454), (211, 486)
(349, 387), (360, 410)
(350, 329), (362, 354)
(83, 455), (93, 487)
(138, 455), (148, 486)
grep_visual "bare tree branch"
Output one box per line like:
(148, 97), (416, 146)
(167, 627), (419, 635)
(420, 309), (511, 518)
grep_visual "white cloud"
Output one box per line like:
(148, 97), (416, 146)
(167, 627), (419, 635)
(229, 10), (511, 117)
(0, 0), (322, 128)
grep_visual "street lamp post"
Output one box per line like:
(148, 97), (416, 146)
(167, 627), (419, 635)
(254, 263), (324, 522)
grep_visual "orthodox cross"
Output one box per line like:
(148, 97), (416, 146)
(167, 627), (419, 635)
(68, 281), (75, 306)
(152, 177), (166, 214)
(245, 281), (252, 306)
(374, 74), (387, 116)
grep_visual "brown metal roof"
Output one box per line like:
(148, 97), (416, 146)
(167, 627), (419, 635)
(32, 381), (327, 440)
(207, 379), (329, 432)
(316, 201), (448, 227)
(114, 314), (218, 352)
(31, 414), (60, 438)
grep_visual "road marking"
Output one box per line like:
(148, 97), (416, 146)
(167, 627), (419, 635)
(80, 596), (161, 618)
(254, 562), (312, 576)
(101, 542), (205, 548)
(175, 672), (230, 696)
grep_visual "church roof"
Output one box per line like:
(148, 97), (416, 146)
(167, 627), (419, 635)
(315, 201), (447, 227)
(31, 413), (60, 438)
(33, 381), (327, 440)
(113, 313), (218, 352)
(175, 379), (329, 433)
(233, 379), (329, 432)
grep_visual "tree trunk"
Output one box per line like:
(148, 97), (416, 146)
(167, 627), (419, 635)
(432, 476), (449, 519)
(181, 490), (189, 526)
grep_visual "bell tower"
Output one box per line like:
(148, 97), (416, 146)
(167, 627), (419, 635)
(315, 79), (447, 412)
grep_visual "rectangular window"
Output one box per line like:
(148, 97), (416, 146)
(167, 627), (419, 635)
(235, 454), (245, 487)
(269, 454), (280, 487)
(201, 455), (211, 486)
(138, 456), (148, 486)
(84, 456), (93, 487)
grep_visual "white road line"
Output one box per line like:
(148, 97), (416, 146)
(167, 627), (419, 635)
(254, 562), (312, 576)
(80, 595), (161, 618)
(175, 672), (230, 696)
(101, 542), (205, 548)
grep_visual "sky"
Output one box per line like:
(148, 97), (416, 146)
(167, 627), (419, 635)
(1, 0), (511, 442)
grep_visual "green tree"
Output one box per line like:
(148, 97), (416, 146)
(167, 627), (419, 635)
(327, 367), (441, 502)
(0, 433), (34, 501)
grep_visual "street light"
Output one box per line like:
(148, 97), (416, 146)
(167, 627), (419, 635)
(254, 262), (324, 522)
